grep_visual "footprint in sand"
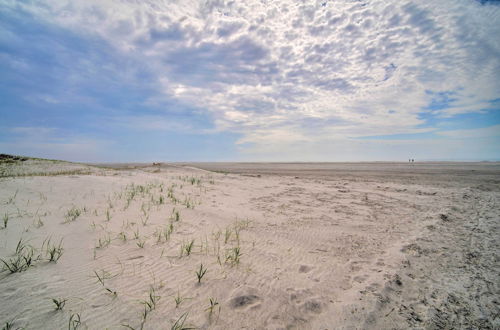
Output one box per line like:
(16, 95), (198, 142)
(298, 264), (313, 273)
(300, 299), (323, 314)
(230, 294), (261, 309)
(364, 282), (381, 293)
(229, 286), (262, 310)
(353, 274), (369, 284)
(289, 288), (317, 305)
(348, 260), (369, 272)
(340, 276), (353, 290)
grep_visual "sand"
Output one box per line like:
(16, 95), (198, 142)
(0, 158), (499, 329)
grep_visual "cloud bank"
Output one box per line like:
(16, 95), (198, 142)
(1, 0), (499, 161)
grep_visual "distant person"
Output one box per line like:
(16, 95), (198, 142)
(412, 159), (414, 163)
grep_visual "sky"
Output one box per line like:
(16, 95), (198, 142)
(1, 0), (499, 162)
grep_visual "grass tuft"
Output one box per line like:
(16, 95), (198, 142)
(94, 269), (114, 286)
(105, 208), (111, 222)
(105, 287), (118, 297)
(43, 237), (64, 262)
(180, 240), (195, 257)
(51, 297), (67, 310)
(6, 190), (18, 204)
(1, 240), (37, 273)
(136, 239), (145, 248)
(64, 206), (82, 223)
(140, 215), (149, 226)
(224, 228), (232, 244)
(174, 291), (185, 308)
(1, 213), (8, 229)
(171, 209), (180, 222)
(96, 234), (111, 249)
(33, 216), (44, 228)
(140, 286), (160, 323)
(15, 238), (28, 255)
(171, 312), (195, 330)
(206, 297), (220, 321)
(1, 252), (33, 273)
(195, 263), (207, 283)
(225, 247), (241, 266)
(117, 231), (127, 242)
(68, 313), (81, 330)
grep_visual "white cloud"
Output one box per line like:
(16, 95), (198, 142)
(6, 0), (500, 156)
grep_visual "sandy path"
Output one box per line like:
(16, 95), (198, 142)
(0, 160), (498, 329)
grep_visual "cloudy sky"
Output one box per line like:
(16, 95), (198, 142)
(1, 0), (499, 162)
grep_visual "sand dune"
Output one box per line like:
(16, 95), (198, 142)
(0, 158), (498, 329)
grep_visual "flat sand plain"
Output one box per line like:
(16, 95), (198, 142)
(0, 158), (499, 329)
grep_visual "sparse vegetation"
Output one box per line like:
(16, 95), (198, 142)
(174, 291), (186, 308)
(183, 197), (195, 209)
(224, 227), (232, 244)
(105, 287), (118, 297)
(195, 263), (207, 283)
(93, 269), (118, 297)
(171, 208), (180, 222)
(226, 246), (241, 266)
(43, 237), (64, 262)
(140, 286), (160, 323)
(117, 231), (127, 242)
(180, 240), (195, 257)
(171, 312), (194, 330)
(155, 224), (174, 244)
(206, 297), (220, 320)
(0, 159), (231, 329)
(142, 287), (160, 311)
(2, 213), (9, 229)
(140, 215), (149, 226)
(105, 208), (111, 222)
(15, 238), (28, 255)
(96, 234), (111, 249)
(1, 240), (37, 274)
(64, 206), (82, 223)
(1, 169), (92, 178)
(33, 216), (44, 228)
(68, 313), (81, 330)
(0, 250), (34, 273)
(136, 239), (145, 248)
(51, 297), (67, 310)
(93, 269), (115, 286)
(1, 318), (21, 330)
(6, 190), (18, 204)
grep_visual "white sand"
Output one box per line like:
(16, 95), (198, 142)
(0, 159), (498, 329)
